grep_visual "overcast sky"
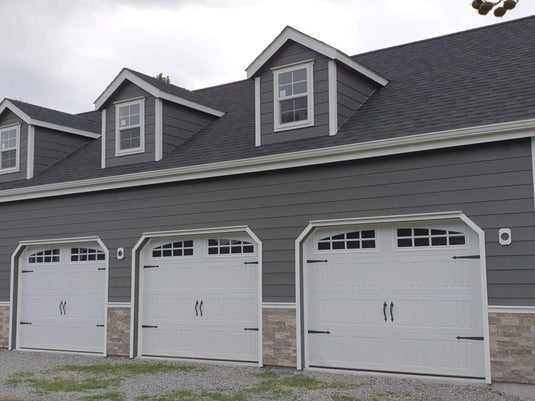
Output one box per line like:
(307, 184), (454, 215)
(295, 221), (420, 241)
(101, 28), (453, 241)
(1, 0), (534, 114)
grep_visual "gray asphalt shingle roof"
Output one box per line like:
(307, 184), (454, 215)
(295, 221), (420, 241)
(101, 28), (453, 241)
(1, 16), (534, 192)
(6, 99), (100, 134)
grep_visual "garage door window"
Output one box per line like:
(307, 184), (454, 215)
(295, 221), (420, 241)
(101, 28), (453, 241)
(71, 248), (105, 262)
(208, 239), (254, 255)
(152, 241), (194, 258)
(317, 230), (376, 251)
(28, 249), (60, 264)
(397, 228), (466, 248)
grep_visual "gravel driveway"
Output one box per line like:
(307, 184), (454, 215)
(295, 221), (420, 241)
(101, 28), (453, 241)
(0, 350), (531, 401)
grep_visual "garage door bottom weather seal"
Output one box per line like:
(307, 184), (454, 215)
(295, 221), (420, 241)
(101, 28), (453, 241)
(19, 347), (103, 355)
(308, 365), (484, 380)
(141, 354), (258, 364)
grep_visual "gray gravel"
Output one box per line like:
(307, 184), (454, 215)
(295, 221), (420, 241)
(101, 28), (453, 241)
(0, 350), (532, 401)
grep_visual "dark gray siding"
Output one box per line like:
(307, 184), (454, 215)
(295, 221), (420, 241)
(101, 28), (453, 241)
(0, 139), (533, 305)
(336, 64), (377, 129)
(105, 80), (155, 167)
(33, 127), (91, 175)
(162, 101), (214, 154)
(0, 110), (27, 183)
(258, 41), (329, 145)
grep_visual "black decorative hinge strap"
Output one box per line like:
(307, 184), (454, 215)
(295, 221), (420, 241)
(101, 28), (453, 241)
(308, 330), (330, 334)
(244, 261), (258, 265)
(452, 255), (480, 260)
(456, 336), (484, 340)
(21, 270), (33, 273)
(142, 325), (158, 328)
(307, 259), (328, 263)
(143, 265), (159, 269)
(244, 328), (259, 331)
(96, 324), (104, 327)
(20, 322), (32, 325)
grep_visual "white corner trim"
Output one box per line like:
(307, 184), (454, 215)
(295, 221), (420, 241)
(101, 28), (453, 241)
(107, 302), (132, 308)
(94, 69), (225, 117)
(255, 77), (261, 147)
(101, 109), (106, 169)
(26, 125), (34, 179)
(328, 60), (338, 136)
(1, 117), (535, 204)
(262, 302), (296, 309)
(245, 26), (388, 86)
(488, 305), (535, 314)
(155, 98), (163, 161)
(531, 137), (535, 212)
(0, 100), (99, 139)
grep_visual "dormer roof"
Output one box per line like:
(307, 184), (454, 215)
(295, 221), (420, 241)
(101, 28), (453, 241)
(94, 68), (226, 117)
(0, 99), (100, 138)
(245, 26), (388, 86)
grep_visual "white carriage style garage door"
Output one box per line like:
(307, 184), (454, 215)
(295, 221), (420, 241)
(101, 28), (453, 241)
(139, 233), (259, 362)
(18, 244), (107, 353)
(304, 220), (486, 378)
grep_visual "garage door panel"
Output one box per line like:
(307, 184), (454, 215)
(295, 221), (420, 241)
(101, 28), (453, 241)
(305, 221), (485, 378)
(309, 298), (387, 327)
(140, 235), (259, 362)
(18, 244), (106, 354)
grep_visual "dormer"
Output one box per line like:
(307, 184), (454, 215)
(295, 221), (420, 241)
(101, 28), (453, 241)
(0, 99), (99, 183)
(95, 68), (225, 169)
(246, 27), (388, 146)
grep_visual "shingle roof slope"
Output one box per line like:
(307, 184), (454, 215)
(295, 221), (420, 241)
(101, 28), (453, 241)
(7, 99), (100, 133)
(1, 16), (534, 191)
(125, 69), (224, 111)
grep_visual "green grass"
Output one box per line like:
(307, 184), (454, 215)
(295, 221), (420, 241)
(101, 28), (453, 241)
(58, 363), (197, 376)
(136, 391), (247, 401)
(80, 392), (126, 401)
(8, 375), (120, 394)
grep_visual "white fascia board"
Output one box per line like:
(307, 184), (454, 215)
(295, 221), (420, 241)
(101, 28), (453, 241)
(18, 236), (101, 246)
(94, 69), (225, 117)
(1, 118), (535, 204)
(488, 305), (535, 314)
(1, 100), (99, 139)
(26, 125), (34, 179)
(245, 26), (388, 86)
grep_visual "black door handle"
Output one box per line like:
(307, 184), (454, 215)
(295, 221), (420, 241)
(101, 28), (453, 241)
(63, 301), (67, 315)
(195, 300), (199, 317)
(199, 300), (203, 317)
(59, 301), (64, 315)
(383, 302), (387, 321)
(390, 302), (394, 322)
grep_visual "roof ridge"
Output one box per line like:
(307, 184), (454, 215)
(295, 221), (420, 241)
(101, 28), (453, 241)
(351, 15), (535, 59)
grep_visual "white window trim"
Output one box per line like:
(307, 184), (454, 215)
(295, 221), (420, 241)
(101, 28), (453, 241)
(273, 61), (314, 132)
(115, 98), (145, 156)
(0, 124), (20, 175)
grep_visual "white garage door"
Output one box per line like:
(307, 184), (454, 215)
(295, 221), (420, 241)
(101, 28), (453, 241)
(304, 221), (485, 378)
(18, 244), (107, 353)
(140, 234), (259, 362)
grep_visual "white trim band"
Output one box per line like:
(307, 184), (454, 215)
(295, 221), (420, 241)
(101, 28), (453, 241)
(262, 302), (296, 309)
(488, 305), (535, 314)
(0, 118), (534, 204)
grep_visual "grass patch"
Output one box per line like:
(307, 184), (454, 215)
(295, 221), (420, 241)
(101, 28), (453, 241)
(137, 391), (247, 401)
(58, 363), (197, 377)
(332, 396), (364, 401)
(11, 376), (120, 394)
(80, 392), (126, 401)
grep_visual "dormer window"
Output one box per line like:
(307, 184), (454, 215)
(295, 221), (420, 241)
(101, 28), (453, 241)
(115, 98), (145, 156)
(273, 61), (314, 132)
(0, 125), (19, 173)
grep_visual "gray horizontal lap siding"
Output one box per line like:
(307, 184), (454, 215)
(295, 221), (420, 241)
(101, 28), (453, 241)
(336, 64), (377, 129)
(0, 139), (533, 305)
(259, 41), (329, 145)
(33, 127), (90, 174)
(105, 81), (155, 167)
(0, 111), (27, 183)
(162, 101), (214, 154)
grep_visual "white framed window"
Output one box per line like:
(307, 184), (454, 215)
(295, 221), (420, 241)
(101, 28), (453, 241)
(28, 249), (60, 264)
(208, 238), (254, 255)
(273, 61), (314, 131)
(396, 228), (466, 248)
(0, 124), (19, 173)
(115, 98), (145, 156)
(70, 247), (106, 262)
(152, 240), (194, 258)
(317, 230), (376, 251)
